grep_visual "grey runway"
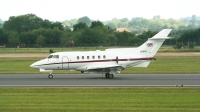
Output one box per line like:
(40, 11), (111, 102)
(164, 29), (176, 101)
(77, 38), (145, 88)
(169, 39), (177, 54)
(0, 74), (200, 87)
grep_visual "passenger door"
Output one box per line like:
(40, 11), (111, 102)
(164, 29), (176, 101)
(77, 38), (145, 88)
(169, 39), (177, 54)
(62, 56), (69, 69)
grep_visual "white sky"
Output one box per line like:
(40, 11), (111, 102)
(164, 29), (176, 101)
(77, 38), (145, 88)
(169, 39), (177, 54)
(0, 0), (199, 21)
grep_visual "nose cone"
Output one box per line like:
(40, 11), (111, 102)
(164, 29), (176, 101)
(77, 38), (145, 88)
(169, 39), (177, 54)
(30, 59), (46, 69)
(30, 63), (37, 68)
(30, 61), (41, 69)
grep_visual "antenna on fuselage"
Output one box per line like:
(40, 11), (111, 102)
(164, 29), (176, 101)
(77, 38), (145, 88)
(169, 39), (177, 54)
(116, 56), (118, 64)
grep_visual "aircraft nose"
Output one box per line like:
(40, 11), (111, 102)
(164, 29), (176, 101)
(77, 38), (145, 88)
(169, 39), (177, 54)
(30, 60), (44, 69)
(30, 62), (40, 69)
(30, 63), (36, 68)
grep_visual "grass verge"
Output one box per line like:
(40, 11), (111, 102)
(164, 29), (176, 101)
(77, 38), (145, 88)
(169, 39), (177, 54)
(1, 47), (200, 53)
(125, 56), (200, 74)
(0, 47), (108, 53)
(0, 88), (200, 112)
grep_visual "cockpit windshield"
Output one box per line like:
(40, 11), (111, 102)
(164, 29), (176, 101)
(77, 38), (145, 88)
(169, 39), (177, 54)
(47, 55), (53, 59)
(47, 55), (59, 59)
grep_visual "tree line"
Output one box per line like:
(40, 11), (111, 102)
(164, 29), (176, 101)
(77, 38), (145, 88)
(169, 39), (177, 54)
(0, 14), (200, 48)
(0, 14), (156, 46)
(63, 15), (200, 33)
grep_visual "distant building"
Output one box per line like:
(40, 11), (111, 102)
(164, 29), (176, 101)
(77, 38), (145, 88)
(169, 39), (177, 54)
(116, 27), (131, 32)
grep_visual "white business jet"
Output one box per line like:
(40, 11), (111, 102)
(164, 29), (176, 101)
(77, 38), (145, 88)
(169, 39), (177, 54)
(30, 29), (172, 79)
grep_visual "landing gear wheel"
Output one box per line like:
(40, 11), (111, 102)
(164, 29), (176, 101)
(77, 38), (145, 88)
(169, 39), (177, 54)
(105, 73), (114, 79)
(48, 74), (53, 79)
(109, 74), (114, 79)
(105, 73), (109, 78)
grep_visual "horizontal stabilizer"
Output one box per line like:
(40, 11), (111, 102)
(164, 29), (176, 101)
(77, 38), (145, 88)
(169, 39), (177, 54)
(149, 37), (170, 40)
(152, 29), (172, 39)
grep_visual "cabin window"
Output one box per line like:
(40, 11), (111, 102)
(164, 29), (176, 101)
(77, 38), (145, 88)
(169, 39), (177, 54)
(92, 56), (95, 59)
(103, 55), (106, 59)
(52, 55), (59, 59)
(98, 55), (100, 59)
(57, 55), (59, 59)
(77, 56), (79, 60)
(47, 55), (53, 59)
(87, 56), (89, 59)
(82, 56), (84, 59)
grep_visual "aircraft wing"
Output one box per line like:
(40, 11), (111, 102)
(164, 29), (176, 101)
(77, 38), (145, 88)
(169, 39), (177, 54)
(78, 64), (124, 73)
(87, 65), (122, 70)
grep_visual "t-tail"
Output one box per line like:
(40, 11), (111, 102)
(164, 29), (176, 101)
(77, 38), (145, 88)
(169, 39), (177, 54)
(138, 29), (172, 57)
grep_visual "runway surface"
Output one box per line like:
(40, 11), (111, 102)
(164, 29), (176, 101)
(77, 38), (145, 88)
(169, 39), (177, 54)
(0, 74), (200, 87)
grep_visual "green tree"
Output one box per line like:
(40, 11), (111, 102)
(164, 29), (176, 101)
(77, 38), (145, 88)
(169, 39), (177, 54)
(120, 18), (129, 22)
(3, 14), (64, 34)
(115, 31), (134, 44)
(173, 42), (184, 49)
(36, 34), (45, 45)
(73, 22), (88, 31)
(0, 23), (3, 28)
(188, 42), (195, 49)
(51, 22), (64, 30)
(128, 37), (143, 46)
(44, 27), (62, 44)
(90, 21), (104, 29)
(78, 16), (91, 26)
(179, 28), (200, 44)
(77, 28), (106, 46)
(7, 31), (20, 44)
(9, 36), (20, 44)
(136, 31), (156, 40)
(19, 28), (63, 44)
(64, 25), (71, 31)
(60, 30), (73, 45)
(41, 19), (51, 29)
(106, 22), (116, 29)
(107, 34), (118, 45)
(20, 31), (34, 44)
(3, 14), (43, 33)
(0, 28), (8, 44)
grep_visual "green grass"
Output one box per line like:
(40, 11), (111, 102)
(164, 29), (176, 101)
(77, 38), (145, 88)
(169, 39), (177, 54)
(1, 46), (200, 53)
(0, 47), (109, 53)
(0, 88), (200, 112)
(159, 48), (200, 52)
(0, 56), (200, 74)
(159, 45), (200, 52)
(125, 56), (200, 74)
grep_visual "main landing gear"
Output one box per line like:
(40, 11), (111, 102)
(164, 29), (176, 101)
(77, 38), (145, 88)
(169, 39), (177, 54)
(105, 73), (114, 79)
(48, 73), (53, 79)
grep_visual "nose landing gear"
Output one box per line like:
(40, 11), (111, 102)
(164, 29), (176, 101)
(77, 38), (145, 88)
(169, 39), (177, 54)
(48, 71), (53, 79)
(48, 73), (53, 79)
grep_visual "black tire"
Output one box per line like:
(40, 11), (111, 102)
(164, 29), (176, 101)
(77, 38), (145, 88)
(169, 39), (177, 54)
(109, 74), (114, 79)
(105, 73), (109, 78)
(48, 74), (53, 79)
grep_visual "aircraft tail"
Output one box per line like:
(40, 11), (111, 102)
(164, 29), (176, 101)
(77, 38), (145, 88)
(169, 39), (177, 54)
(138, 29), (172, 57)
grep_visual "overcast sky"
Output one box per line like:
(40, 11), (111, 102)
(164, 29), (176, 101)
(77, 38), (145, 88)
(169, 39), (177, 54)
(0, 0), (199, 21)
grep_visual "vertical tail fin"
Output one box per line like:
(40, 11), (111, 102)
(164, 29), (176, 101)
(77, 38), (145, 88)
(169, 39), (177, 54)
(138, 29), (172, 57)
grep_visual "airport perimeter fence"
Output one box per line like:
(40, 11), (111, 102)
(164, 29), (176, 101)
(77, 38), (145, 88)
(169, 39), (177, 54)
(1, 39), (200, 53)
